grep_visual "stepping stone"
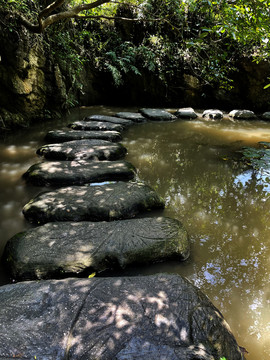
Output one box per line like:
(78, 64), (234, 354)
(262, 111), (270, 120)
(36, 139), (127, 161)
(23, 160), (136, 186)
(175, 107), (198, 119)
(0, 275), (244, 360)
(85, 114), (133, 127)
(139, 108), (176, 121)
(22, 181), (165, 224)
(115, 112), (147, 123)
(229, 109), (256, 119)
(202, 109), (223, 120)
(45, 129), (122, 143)
(4, 217), (190, 280)
(68, 120), (124, 132)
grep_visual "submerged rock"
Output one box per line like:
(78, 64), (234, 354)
(115, 112), (147, 123)
(4, 217), (189, 280)
(45, 129), (122, 143)
(68, 120), (124, 132)
(203, 109), (223, 120)
(229, 109), (256, 119)
(139, 108), (176, 121)
(36, 139), (127, 161)
(23, 160), (136, 186)
(23, 181), (165, 224)
(0, 275), (244, 360)
(85, 114), (133, 127)
(175, 107), (198, 119)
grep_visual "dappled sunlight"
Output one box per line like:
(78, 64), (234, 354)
(0, 275), (240, 358)
(23, 160), (136, 186)
(37, 139), (127, 161)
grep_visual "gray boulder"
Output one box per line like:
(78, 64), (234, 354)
(0, 275), (244, 360)
(85, 114), (133, 127)
(261, 111), (270, 120)
(115, 112), (147, 123)
(36, 139), (127, 161)
(4, 217), (189, 280)
(139, 108), (176, 121)
(68, 120), (124, 132)
(202, 109), (223, 120)
(229, 109), (256, 119)
(23, 160), (136, 186)
(175, 107), (198, 119)
(45, 129), (122, 143)
(22, 181), (165, 224)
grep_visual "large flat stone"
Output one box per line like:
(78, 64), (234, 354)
(23, 160), (136, 186)
(0, 275), (243, 360)
(68, 120), (124, 132)
(85, 114), (133, 127)
(22, 181), (165, 224)
(45, 129), (122, 143)
(36, 139), (127, 161)
(4, 217), (190, 280)
(140, 108), (176, 121)
(115, 112), (147, 123)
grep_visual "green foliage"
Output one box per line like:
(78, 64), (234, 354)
(3, 0), (270, 92)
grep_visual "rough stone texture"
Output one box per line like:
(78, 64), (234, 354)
(68, 120), (124, 132)
(23, 160), (136, 186)
(23, 181), (165, 224)
(0, 275), (244, 360)
(175, 107), (198, 119)
(139, 108), (176, 121)
(202, 109), (223, 120)
(45, 129), (122, 143)
(36, 139), (127, 161)
(261, 112), (270, 120)
(115, 112), (147, 123)
(229, 109), (256, 119)
(85, 115), (133, 127)
(4, 217), (189, 280)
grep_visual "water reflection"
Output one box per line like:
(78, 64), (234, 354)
(123, 119), (270, 360)
(1, 111), (270, 359)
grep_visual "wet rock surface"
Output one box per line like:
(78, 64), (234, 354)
(203, 109), (224, 120)
(115, 112), (147, 123)
(85, 114), (133, 127)
(22, 181), (165, 224)
(4, 217), (189, 280)
(175, 107), (198, 119)
(36, 139), (127, 161)
(45, 129), (122, 143)
(229, 109), (256, 119)
(139, 108), (176, 121)
(0, 274), (243, 360)
(23, 160), (136, 186)
(68, 120), (124, 132)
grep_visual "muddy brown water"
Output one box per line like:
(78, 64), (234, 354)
(0, 106), (270, 359)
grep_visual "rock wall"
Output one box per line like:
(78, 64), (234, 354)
(1, 7), (270, 131)
(0, 9), (100, 131)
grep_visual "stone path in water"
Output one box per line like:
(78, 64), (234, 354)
(1, 108), (244, 359)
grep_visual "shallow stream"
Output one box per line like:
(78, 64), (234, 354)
(0, 106), (270, 359)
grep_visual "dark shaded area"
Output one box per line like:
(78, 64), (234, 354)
(0, 274), (244, 359)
